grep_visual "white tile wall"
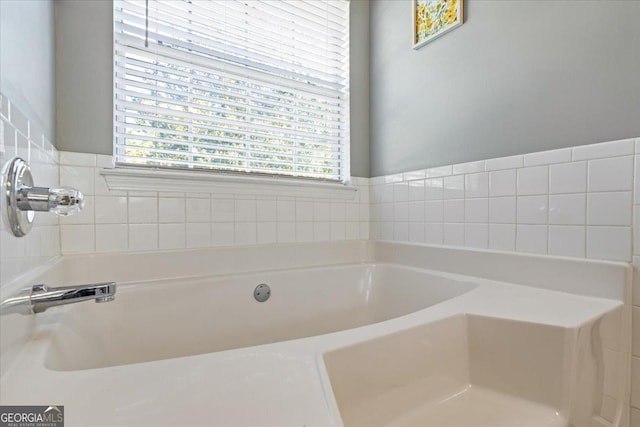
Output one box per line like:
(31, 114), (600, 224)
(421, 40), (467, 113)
(57, 153), (370, 254)
(369, 136), (640, 416)
(370, 137), (639, 263)
(0, 93), (60, 290)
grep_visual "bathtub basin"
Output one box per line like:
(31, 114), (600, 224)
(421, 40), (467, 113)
(44, 264), (476, 370)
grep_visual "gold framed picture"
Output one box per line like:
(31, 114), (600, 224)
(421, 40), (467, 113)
(413, 0), (464, 49)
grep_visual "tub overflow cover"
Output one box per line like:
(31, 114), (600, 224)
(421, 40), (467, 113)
(254, 284), (271, 302)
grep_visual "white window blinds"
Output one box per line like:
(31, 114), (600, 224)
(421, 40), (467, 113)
(114, 0), (350, 182)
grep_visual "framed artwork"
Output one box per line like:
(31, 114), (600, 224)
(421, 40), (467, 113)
(413, 0), (464, 49)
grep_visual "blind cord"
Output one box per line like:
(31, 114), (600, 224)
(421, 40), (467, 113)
(144, 0), (149, 47)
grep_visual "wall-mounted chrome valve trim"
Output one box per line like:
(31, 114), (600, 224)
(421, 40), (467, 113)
(0, 282), (117, 316)
(3, 157), (84, 237)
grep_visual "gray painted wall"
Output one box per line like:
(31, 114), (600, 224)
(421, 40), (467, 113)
(370, 0), (640, 177)
(1, 0), (56, 143)
(55, 0), (113, 156)
(350, 0), (370, 177)
(54, 0), (371, 177)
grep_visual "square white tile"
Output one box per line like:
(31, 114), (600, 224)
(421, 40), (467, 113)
(443, 223), (465, 246)
(212, 222), (235, 246)
(393, 222), (409, 241)
(516, 225), (548, 254)
(331, 222), (347, 241)
(345, 203), (359, 222)
(234, 199), (257, 222)
(330, 201), (346, 221)
(257, 222), (277, 244)
(313, 201), (331, 222)
(381, 184), (394, 203)
(235, 222), (257, 245)
(296, 201), (314, 221)
(549, 161), (587, 194)
(95, 224), (128, 252)
(159, 197), (186, 223)
(129, 224), (158, 250)
(60, 165), (94, 195)
(186, 223), (211, 248)
(409, 223), (425, 243)
(517, 166), (548, 195)
(424, 200), (444, 223)
(465, 223), (488, 248)
(548, 194), (586, 225)
(393, 182), (409, 202)
(588, 156), (633, 192)
(313, 222), (331, 242)
(548, 226), (585, 258)
(277, 200), (296, 222)
(489, 169), (516, 197)
(296, 222), (314, 242)
(424, 223), (443, 244)
(212, 199), (235, 222)
(128, 197), (158, 224)
(408, 180), (425, 201)
(586, 226), (631, 261)
(277, 222), (296, 242)
(587, 192), (632, 226)
(489, 224), (516, 251)
(465, 198), (488, 223)
(186, 197), (211, 223)
(94, 196), (127, 224)
(61, 225), (95, 254)
(465, 172), (489, 198)
(443, 175), (464, 199)
(444, 199), (465, 222)
(409, 201), (425, 222)
(517, 195), (548, 225)
(394, 202), (409, 222)
(159, 223), (185, 249)
(381, 204), (393, 221)
(489, 197), (516, 224)
(425, 178), (444, 200)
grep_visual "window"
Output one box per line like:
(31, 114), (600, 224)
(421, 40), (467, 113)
(113, 0), (350, 182)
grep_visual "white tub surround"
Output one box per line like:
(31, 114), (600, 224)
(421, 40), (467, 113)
(0, 241), (630, 427)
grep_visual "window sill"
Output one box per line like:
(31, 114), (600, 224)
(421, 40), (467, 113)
(100, 167), (358, 199)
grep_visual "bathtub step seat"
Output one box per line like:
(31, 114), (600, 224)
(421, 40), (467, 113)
(323, 312), (620, 427)
(385, 385), (567, 427)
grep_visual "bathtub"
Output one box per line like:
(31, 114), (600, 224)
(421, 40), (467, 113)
(45, 264), (476, 370)
(0, 241), (631, 427)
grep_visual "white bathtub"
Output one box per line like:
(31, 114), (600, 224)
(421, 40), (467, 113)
(45, 264), (476, 370)
(0, 241), (631, 427)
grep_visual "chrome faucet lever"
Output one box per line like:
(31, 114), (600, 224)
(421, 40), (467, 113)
(0, 282), (116, 316)
(3, 157), (84, 237)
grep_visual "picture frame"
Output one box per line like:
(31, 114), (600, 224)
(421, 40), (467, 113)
(413, 0), (464, 49)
